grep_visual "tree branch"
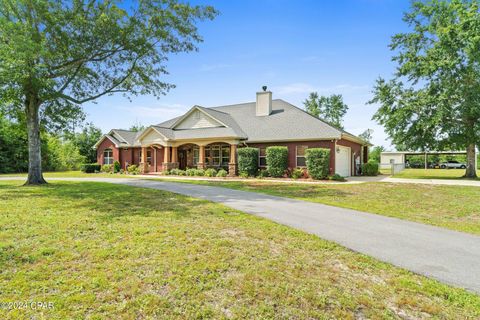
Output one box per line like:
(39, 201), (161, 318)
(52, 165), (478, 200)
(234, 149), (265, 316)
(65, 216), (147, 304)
(57, 56), (139, 104)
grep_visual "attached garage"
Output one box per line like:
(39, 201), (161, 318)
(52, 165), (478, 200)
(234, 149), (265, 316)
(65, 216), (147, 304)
(335, 145), (351, 177)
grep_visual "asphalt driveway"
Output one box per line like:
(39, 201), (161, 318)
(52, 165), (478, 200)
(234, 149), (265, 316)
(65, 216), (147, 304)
(2, 177), (480, 294)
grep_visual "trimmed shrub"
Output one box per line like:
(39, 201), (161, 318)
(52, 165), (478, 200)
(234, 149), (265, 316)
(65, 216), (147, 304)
(329, 173), (345, 181)
(239, 172), (249, 178)
(194, 169), (205, 176)
(216, 169), (227, 177)
(204, 168), (217, 177)
(266, 146), (288, 177)
(101, 164), (113, 173)
(127, 164), (139, 175)
(306, 148), (330, 180)
(186, 168), (196, 176)
(237, 147), (259, 176)
(362, 162), (379, 176)
(80, 163), (101, 173)
(113, 161), (121, 173)
(170, 168), (186, 176)
(256, 169), (269, 178)
(291, 168), (304, 179)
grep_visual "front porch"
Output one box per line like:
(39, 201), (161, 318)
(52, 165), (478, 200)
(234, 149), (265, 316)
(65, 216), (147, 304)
(139, 142), (238, 176)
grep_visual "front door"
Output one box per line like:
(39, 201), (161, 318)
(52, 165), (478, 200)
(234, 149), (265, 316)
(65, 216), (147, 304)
(335, 145), (351, 177)
(179, 150), (187, 170)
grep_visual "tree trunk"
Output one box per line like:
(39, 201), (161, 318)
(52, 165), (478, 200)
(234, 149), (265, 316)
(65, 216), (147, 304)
(25, 98), (46, 185)
(464, 143), (477, 179)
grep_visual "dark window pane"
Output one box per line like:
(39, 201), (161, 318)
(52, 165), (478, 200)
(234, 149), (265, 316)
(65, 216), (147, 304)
(297, 157), (306, 167)
(259, 157), (267, 166)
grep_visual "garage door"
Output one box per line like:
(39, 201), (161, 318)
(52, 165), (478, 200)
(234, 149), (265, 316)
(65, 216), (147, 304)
(335, 145), (351, 177)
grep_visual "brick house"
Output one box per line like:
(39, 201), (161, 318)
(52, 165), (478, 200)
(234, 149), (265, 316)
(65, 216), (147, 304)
(94, 90), (370, 176)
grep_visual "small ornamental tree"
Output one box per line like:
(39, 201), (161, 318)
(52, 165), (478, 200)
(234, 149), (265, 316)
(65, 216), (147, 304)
(306, 148), (330, 180)
(237, 147), (258, 176)
(266, 146), (288, 177)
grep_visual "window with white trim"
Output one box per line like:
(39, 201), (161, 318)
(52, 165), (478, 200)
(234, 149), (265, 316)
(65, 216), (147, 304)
(222, 146), (230, 165)
(193, 147), (199, 165)
(296, 146), (308, 167)
(103, 148), (113, 165)
(259, 147), (267, 167)
(147, 150), (152, 165)
(211, 145), (220, 165)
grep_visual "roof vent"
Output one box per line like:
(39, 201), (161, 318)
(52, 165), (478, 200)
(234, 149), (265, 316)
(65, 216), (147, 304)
(256, 87), (272, 116)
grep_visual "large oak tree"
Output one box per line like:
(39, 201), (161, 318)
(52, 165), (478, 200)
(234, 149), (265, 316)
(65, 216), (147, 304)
(370, 0), (480, 178)
(0, 0), (217, 184)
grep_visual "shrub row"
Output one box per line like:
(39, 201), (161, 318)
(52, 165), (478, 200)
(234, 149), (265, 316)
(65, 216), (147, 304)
(166, 168), (228, 178)
(235, 146), (335, 180)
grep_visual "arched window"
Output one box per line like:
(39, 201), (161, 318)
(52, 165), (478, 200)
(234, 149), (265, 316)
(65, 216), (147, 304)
(103, 149), (113, 165)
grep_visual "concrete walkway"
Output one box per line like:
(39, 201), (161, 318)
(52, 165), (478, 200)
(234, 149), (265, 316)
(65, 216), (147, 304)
(348, 175), (480, 187)
(2, 177), (480, 294)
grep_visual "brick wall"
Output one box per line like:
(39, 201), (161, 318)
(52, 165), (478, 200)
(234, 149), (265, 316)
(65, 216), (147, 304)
(246, 138), (365, 176)
(96, 138), (119, 165)
(246, 140), (336, 174)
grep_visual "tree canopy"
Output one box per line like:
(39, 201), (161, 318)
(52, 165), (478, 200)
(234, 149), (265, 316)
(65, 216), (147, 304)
(0, 0), (217, 184)
(359, 129), (374, 144)
(303, 93), (349, 129)
(370, 0), (480, 177)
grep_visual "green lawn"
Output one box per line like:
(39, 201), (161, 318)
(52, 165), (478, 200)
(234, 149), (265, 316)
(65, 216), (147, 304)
(0, 171), (137, 178)
(393, 168), (480, 180)
(0, 181), (478, 319)
(161, 179), (480, 235)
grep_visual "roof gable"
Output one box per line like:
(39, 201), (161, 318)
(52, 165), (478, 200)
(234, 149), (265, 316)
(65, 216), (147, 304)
(172, 106), (225, 130)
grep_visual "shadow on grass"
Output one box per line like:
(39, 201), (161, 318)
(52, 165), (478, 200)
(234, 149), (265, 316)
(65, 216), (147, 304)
(0, 181), (209, 221)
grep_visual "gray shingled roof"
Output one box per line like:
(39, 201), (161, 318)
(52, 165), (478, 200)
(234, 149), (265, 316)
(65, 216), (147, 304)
(211, 99), (342, 142)
(109, 129), (143, 147)
(100, 99), (366, 147)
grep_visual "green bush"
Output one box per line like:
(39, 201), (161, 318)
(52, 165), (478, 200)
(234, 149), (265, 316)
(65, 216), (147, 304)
(306, 148), (330, 180)
(256, 169), (269, 178)
(329, 173), (345, 181)
(127, 164), (139, 175)
(101, 164), (113, 173)
(186, 168), (196, 176)
(80, 163), (101, 173)
(291, 168), (304, 179)
(266, 146), (288, 177)
(216, 169), (227, 177)
(113, 160), (121, 173)
(204, 168), (217, 177)
(194, 169), (205, 176)
(239, 172), (249, 178)
(362, 162), (379, 176)
(169, 168), (186, 176)
(237, 147), (258, 176)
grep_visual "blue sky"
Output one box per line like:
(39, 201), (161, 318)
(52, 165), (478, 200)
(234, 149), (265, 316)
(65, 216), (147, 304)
(83, 0), (411, 148)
